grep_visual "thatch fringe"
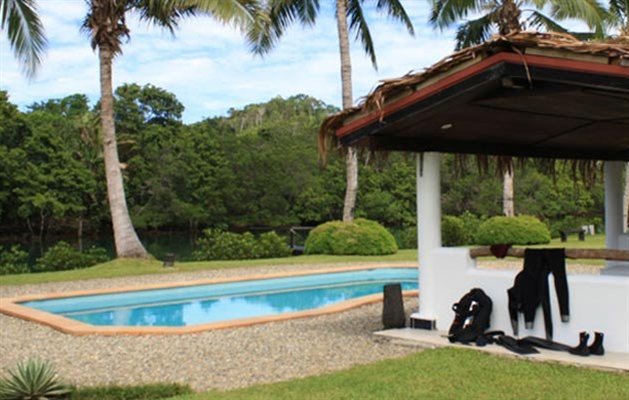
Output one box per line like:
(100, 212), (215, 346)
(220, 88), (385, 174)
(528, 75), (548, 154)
(452, 155), (602, 186)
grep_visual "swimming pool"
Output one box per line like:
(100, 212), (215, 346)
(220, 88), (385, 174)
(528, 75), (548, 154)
(0, 266), (418, 335)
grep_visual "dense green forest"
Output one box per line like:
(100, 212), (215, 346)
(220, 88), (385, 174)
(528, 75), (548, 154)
(0, 86), (604, 243)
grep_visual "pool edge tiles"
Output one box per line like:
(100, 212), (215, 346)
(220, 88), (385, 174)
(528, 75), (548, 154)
(0, 264), (418, 336)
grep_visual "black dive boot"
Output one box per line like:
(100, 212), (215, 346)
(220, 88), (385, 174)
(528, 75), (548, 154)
(588, 332), (605, 356)
(569, 331), (590, 357)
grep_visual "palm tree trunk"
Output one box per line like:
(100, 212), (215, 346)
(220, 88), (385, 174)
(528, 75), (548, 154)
(99, 46), (148, 258)
(503, 170), (514, 217)
(624, 162), (629, 231)
(336, 0), (357, 223)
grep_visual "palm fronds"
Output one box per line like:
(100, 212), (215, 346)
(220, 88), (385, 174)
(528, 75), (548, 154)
(0, 0), (47, 79)
(455, 13), (494, 49)
(347, 0), (377, 68)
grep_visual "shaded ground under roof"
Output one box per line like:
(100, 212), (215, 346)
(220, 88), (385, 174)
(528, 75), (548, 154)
(323, 32), (629, 161)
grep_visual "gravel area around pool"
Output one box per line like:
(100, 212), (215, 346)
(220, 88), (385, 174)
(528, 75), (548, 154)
(0, 263), (421, 391)
(0, 259), (604, 391)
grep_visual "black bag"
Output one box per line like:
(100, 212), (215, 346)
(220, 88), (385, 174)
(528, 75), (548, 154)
(448, 288), (493, 345)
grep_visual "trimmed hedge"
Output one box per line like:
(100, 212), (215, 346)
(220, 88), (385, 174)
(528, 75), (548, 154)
(304, 218), (398, 256)
(391, 215), (474, 249)
(0, 245), (29, 275)
(33, 242), (109, 273)
(459, 211), (485, 244)
(441, 216), (467, 247)
(70, 383), (192, 399)
(391, 226), (417, 250)
(193, 229), (291, 261)
(475, 215), (551, 245)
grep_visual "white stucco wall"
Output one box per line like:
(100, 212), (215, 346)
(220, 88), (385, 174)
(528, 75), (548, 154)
(426, 247), (629, 353)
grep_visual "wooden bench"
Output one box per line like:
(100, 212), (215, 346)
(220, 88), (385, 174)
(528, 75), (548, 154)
(559, 228), (585, 242)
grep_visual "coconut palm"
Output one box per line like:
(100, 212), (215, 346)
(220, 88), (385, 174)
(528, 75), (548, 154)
(249, 0), (414, 222)
(0, 0), (46, 79)
(5, 0), (261, 258)
(609, 0), (628, 35)
(430, 0), (608, 50)
(430, 0), (607, 217)
(80, 0), (262, 258)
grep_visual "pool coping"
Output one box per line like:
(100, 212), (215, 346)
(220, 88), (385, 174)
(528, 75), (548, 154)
(0, 263), (418, 336)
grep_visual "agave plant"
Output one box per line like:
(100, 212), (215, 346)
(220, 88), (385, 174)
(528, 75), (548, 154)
(0, 359), (71, 400)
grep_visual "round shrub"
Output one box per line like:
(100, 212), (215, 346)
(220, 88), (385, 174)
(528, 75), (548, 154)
(304, 218), (398, 256)
(475, 216), (551, 245)
(442, 216), (467, 246)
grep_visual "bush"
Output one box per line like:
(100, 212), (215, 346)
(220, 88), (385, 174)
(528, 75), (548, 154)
(475, 215), (551, 245)
(459, 211), (485, 244)
(70, 383), (192, 400)
(391, 226), (417, 249)
(33, 242), (110, 273)
(193, 229), (290, 261)
(442, 216), (467, 246)
(0, 246), (29, 275)
(392, 215), (473, 249)
(304, 218), (398, 256)
(255, 231), (292, 259)
(0, 359), (71, 399)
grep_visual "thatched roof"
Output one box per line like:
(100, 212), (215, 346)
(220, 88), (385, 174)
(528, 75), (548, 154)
(320, 31), (629, 160)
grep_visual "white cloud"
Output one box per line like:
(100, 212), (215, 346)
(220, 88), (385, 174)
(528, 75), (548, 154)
(1, 0), (459, 122)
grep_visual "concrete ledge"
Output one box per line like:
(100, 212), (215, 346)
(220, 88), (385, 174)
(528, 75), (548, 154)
(426, 248), (629, 353)
(0, 264), (417, 336)
(375, 328), (629, 372)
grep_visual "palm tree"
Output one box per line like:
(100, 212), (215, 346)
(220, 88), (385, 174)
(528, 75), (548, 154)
(81, 0), (261, 258)
(430, 0), (607, 217)
(609, 0), (628, 36)
(0, 0), (47, 79)
(430, 0), (608, 50)
(249, 0), (414, 222)
(5, 0), (260, 258)
(624, 163), (629, 232)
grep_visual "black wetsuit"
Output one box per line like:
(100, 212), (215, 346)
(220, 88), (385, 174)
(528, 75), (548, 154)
(507, 248), (569, 339)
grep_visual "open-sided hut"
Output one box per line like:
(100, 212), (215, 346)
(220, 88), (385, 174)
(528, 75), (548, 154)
(321, 32), (629, 353)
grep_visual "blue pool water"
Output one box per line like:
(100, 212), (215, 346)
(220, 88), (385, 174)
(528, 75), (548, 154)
(22, 268), (418, 327)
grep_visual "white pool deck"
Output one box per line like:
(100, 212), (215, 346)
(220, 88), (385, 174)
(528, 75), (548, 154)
(375, 328), (629, 372)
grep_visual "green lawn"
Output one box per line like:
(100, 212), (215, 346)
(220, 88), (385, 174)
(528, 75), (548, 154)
(170, 347), (629, 400)
(0, 235), (608, 286)
(0, 250), (418, 286)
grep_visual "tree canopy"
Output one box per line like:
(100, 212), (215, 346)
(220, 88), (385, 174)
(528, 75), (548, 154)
(0, 89), (606, 242)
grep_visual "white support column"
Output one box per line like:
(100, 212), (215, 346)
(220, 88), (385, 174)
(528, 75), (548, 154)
(414, 152), (442, 327)
(603, 161), (628, 274)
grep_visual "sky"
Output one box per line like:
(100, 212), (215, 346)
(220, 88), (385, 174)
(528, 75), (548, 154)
(0, 1), (590, 123)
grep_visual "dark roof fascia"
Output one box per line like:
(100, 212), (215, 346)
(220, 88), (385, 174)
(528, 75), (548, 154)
(361, 136), (629, 162)
(339, 60), (629, 159)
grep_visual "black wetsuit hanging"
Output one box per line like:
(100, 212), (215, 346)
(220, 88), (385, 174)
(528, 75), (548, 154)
(507, 248), (570, 339)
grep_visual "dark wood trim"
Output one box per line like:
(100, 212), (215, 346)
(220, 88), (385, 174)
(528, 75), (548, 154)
(336, 52), (629, 138)
(469, 247), (629, 261)
(353, 136), (629, 161)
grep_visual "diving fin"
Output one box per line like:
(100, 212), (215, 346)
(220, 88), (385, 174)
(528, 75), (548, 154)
(496, 335), (539, 355)
(519, 336), (572, 352)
